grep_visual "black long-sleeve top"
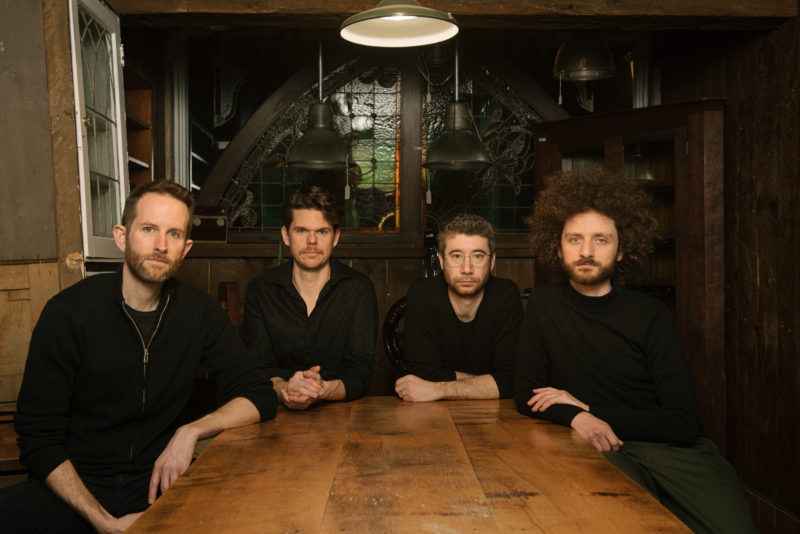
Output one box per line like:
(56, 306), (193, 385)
(513, 282), (702, 445)
(403, 276), (522, 398)
(243, 258), (378, 401)
(15, 271), (277, 482)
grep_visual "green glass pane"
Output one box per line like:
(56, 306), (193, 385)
(263, 184), (284, 204)
(373, 161), (396, 185)
(352, 139), (374, 161)
(374, 138), (396, 162)
(262, 206), (282, 228)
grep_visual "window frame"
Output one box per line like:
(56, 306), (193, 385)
(68, 0), (129, 260)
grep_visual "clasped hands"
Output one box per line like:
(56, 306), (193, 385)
(280, 365), (328, 410)
(526, 387), (623, 453)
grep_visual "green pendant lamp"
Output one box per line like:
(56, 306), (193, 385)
(287, 42), (348, 170)
(423, 42), (491, 171)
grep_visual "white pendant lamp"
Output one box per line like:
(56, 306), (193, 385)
(341, 0), (458, 48)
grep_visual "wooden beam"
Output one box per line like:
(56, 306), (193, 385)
(107, 0), (795, 29)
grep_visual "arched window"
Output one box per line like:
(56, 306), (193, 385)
(197, 45), (563, 245)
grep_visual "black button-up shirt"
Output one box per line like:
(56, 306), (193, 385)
(243, 258), (378, 400)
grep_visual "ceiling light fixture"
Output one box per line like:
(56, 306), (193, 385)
(340, 0), (458, 48)
(286, 42), (348, 170)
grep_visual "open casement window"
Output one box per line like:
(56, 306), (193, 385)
(68, 0), (129, 259)
(197, 48), (559, 247)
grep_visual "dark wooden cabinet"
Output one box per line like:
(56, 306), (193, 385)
(124, 67), (152, 186)
(532, 100), (727, 447)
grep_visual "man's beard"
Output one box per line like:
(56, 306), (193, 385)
(561, 257), (617, 287)
(444, 270), (490, 297)
(125, 248), (181, 284)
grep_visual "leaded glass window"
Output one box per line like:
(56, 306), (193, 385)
(79, 7), (120, 239)
(221, 63), (402, 232)
(69, 0), (128, 259)
(423, 63), (541, 232)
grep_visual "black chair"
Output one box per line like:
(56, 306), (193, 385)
(382, 296), (409, 373)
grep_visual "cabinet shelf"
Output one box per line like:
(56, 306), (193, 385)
(128, 155), (150, 169)
(123, 67), (152, 186)
(126, 114), (150, 130)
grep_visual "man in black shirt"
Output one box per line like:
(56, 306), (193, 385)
(514, 168), (756, 534)
(243, 186), (378, 410)
(395, 214), (521, 401)
(1, 181), (277, 533)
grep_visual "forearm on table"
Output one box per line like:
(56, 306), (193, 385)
(182, 397), (261, 441)
(439, 373), (500, 399)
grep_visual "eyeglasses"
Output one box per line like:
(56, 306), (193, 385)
(444, 251), (490, 267)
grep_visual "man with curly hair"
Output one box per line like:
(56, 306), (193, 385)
(514, 168), (756, 534)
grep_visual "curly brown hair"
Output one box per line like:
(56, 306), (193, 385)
(528, 167), (657, 277)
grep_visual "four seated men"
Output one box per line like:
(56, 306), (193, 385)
(395, 213), (521, 401)
(3, 178), (757, 531)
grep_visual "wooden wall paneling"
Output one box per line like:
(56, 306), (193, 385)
(208, 258), (275, 303)
(0, 266), (31, 401)
(493, 258), (535, 295)
(349, 257), (422, 396)
(700, 20), (800, 525)
(42, 0), (85, 289)
(771, 17), (800, 521)
(0, 0), (57, 262)
(176, 258), (212, 294)
(107, 0), (797, 27)
(27, 262), (60, 324)
(0, 263), (59, 402)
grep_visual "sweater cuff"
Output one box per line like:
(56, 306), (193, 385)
(21, 445), (69, 482)
(239, 390), (278, 422)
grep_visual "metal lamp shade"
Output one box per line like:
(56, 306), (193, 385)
(423, 102), (491, 171)
(286, 103), (348, 170)
(340, 0), (458, 48)
(553, 32), (616, 82)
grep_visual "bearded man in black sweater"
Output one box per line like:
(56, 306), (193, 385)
(514, 168), (756, 534)
(0, 182), (277, 533)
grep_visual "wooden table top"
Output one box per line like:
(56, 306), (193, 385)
(128, 397), (689, 533)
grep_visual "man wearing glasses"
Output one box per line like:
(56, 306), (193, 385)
(395, 213), (522, 402)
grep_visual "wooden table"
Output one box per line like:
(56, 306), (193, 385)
(128, 397), (689, 533)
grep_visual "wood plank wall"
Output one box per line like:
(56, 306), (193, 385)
(176, 255), (534, 398)
(0, 264), (60, 401)
(659, 21), (800, 533)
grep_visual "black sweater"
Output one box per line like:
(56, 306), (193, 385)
(243, 259), (378, 401)
(513, 282), (701, 445)
(15, 272), (277, 481)
(404, 276), (522, 398)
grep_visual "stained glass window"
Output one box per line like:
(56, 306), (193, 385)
(221, 64), (401, 232)
(423, 64), (541, 232)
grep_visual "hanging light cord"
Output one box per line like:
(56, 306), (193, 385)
(317, 40), (323, 102)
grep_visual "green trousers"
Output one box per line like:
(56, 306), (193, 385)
(603, 437), (757, 534)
